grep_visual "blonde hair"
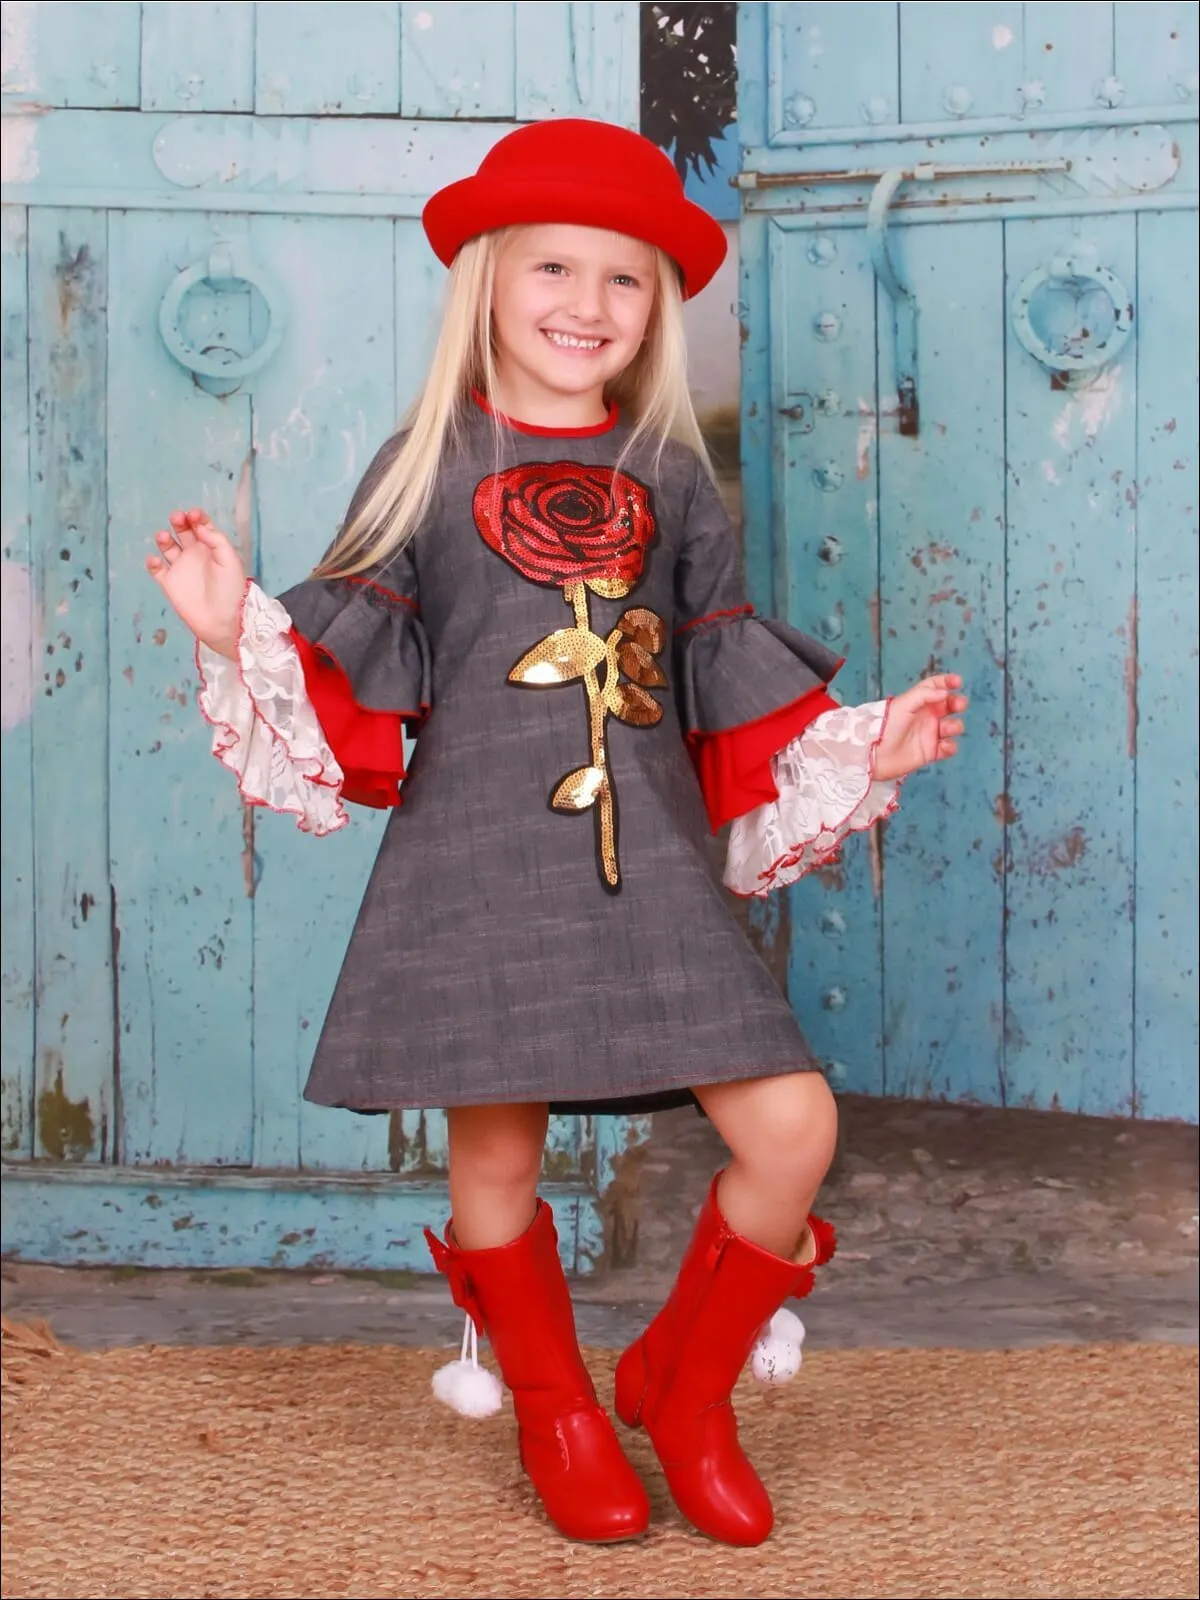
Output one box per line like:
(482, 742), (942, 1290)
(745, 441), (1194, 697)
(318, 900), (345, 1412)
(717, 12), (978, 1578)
(313, 228), (712, 579)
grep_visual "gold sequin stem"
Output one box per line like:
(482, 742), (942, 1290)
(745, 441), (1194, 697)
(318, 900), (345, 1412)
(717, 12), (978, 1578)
(564, 580), (620, 889)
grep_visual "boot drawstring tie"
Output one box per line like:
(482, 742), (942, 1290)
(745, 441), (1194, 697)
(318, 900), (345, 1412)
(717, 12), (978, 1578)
(432, 1312), (505, 1418)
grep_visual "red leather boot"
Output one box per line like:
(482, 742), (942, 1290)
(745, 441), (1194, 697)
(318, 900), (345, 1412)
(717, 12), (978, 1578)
(425, 1201), (650, 1543)
(614, 1171), (836, 1546)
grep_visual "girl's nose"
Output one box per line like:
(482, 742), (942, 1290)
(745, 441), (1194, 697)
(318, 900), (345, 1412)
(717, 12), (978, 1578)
(567, 280), (606, 322)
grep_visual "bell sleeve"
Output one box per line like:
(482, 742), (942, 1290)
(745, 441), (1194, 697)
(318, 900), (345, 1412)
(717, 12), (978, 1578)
(196, 581), (348, 836)
(278, 541), (431, 810)
(195, 433), (432, 825)
(674, 461), (845, 832)
(723, 700), (902, 897)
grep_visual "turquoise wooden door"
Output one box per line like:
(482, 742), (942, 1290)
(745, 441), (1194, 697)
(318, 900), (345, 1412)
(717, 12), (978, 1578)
(738, 2), (1198, 1121)
(0, 0), (647, 1268)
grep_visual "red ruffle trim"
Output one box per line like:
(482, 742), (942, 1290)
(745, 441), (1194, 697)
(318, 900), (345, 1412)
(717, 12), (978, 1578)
(687, 686), (841, 833)
(291, 629), (426, 809)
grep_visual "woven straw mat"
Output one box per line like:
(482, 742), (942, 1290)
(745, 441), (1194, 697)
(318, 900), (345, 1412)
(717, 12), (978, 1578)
(2, 1321), (1196, 1599)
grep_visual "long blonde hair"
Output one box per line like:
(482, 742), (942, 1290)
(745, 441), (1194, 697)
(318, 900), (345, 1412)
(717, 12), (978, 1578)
(313, 228), (712, 579)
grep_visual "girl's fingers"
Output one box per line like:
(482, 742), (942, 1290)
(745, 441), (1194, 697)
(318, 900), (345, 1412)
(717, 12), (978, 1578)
(146, 554), (167, 578)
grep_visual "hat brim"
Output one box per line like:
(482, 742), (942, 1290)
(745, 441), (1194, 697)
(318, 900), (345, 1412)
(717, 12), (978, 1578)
(422, 175), (728, 301)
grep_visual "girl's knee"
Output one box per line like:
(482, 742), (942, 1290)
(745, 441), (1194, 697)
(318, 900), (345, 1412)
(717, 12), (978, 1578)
(448, 1104), (547, 1192)
(730, 1071), (839, 1185)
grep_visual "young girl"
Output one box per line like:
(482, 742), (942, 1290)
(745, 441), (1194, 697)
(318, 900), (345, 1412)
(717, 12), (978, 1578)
(147, 120), (967, 1549)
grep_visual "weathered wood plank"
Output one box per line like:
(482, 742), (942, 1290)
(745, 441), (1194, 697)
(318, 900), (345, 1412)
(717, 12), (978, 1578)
(899, 0), (1025, 124)
(1003, 213), (1138, 1115)
(27, 207), (114, 1162)
(394, 219), (445, 416)
(877, 219), (1007, 1103)
(515, 0), (638, 125)
(1, 0), (141, 109)
(1021, 3), (1114, 115)
(140, 1), (256, 113)
(770, 217), (885, 1096)
(255, 1), (401, 116)
(1133, 208), (1199, 1122)
(106, 211), (256, 1166)
(1, 206), (34, 1158)
(1114, 0), (1199, 106)
(0, 109), (513, 208)
(247, 213), (394, 1173)
(736, 0), (770, 152)
(770, 0), (899, 137)
(401, 1), (515, 119)
(0, 1162), (593, 1272)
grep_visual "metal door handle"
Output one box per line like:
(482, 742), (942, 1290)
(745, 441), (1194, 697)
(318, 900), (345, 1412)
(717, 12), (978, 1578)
(159, 246), (286, 382)
(1012, 255), (1133, 378)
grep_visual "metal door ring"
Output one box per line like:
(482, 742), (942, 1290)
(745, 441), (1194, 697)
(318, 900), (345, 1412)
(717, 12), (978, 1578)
(1013, 256), (1132, 378)
(159, 247), (286, 381)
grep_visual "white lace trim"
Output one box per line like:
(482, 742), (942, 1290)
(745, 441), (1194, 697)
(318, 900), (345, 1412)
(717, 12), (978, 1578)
(196, 582), (348, 837)
(723, 701), (901, 898)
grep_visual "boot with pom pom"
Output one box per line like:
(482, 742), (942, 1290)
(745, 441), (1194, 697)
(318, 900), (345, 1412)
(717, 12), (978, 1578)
(614, 1171), (835, 1546)
(425, 1201), (650, 1543)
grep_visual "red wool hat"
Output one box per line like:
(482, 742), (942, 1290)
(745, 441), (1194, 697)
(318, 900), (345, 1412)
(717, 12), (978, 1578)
(422, 119), (728, 300)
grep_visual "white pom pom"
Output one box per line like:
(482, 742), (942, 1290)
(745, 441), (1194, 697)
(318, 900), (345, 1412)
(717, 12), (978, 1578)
(431, 1314), (504, 1418)
(432, 1358), (504, 1417)
(749, 1307), (806, 1385)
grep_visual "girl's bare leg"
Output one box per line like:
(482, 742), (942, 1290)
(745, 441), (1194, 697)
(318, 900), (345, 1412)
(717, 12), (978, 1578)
(446, 1101), (550, 1249)
(693, 1071), (839, 1256)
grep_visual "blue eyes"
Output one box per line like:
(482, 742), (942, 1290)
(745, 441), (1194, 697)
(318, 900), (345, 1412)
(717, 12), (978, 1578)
(536, 263), (641, 289)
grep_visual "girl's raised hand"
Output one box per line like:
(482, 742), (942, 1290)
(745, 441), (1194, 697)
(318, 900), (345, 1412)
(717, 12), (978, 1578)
(145, 508), (246, 660)
(873, 673), (968, 783)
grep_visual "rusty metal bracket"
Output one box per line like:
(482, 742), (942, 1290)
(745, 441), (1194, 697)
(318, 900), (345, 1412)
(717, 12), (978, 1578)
(733, 157), (1072, 190)
(867, 167), (921, 436)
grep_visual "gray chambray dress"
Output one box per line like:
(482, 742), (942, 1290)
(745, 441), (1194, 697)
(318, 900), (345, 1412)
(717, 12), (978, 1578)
(281, 404), (841, 1116)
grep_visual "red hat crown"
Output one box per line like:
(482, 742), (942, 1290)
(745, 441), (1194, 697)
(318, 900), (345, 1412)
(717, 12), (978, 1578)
(422, 118), (727, 300)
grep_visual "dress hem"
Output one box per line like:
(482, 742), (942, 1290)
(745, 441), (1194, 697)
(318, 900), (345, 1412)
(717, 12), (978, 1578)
(304, 1054), (824, 1119)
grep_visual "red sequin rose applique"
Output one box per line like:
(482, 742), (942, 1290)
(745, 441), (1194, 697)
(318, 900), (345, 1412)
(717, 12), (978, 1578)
(473, 463), (666, 894)
(473, 462), (655, 597)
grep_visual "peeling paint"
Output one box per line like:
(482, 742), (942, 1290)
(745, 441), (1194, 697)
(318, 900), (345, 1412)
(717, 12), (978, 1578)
(37, 1065), (95, 1161)
(594, 1138), (646, 1269)
(0, 112), (38, 183)
(1124, 595), (1139, 759)
(0, 3), (37, 96)
(1, 559), (39, 730)
(855, 415), (875, 480)
(1028, 827), (1089, 876)
(1052, 366), (1123, 451)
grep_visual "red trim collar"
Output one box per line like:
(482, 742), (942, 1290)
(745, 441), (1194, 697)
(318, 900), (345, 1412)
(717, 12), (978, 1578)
(472, 389), (619, 437)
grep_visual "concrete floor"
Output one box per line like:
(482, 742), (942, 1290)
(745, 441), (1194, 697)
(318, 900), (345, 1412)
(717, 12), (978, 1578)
(3, 1094), (1196, 1355)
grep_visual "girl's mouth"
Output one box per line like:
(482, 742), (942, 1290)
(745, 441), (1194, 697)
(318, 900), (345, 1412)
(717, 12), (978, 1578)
(542, 330), (608, 352)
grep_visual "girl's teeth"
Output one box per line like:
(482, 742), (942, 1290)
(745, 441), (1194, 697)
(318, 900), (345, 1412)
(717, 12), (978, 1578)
(545, 332), (603, 350)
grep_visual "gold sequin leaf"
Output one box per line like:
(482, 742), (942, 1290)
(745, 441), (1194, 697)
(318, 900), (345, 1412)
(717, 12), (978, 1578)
(509, 628), (608, 686)
(585, 576), (634, 600)
(550, 766), (605, 812)
(616, 608), (666, 653)
(610, 682), (664, 727)
(617, 640), (667, 688)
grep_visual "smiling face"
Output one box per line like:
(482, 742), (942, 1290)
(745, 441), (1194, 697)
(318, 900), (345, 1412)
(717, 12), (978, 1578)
(489, 224), (658, 426)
